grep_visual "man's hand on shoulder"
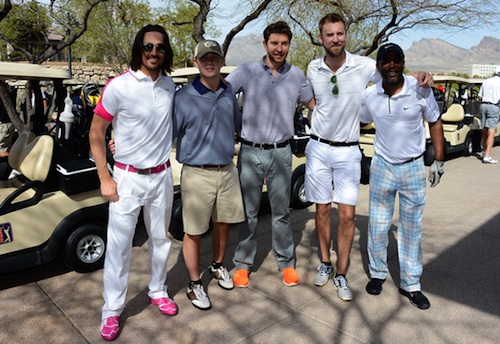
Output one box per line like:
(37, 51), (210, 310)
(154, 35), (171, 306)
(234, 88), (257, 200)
(417, 72), (434, 88)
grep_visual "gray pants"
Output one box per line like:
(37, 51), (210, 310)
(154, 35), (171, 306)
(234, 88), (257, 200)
(233, 144), (295, 271)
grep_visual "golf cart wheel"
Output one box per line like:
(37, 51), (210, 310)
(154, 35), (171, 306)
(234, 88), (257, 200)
(464, 134), (474, 156)
(168, 197), (184, 241)
(63, 223), (106, 273)
(290, 174), (312, 209)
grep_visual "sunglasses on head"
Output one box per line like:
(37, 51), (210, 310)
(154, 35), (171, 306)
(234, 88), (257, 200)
(143, 43), (167, 54)
(331, 75), (339, 95)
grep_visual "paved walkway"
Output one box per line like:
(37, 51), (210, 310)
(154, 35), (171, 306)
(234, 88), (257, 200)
(1, 147), (499, 343)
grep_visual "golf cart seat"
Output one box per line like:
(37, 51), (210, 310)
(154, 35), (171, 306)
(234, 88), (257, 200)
(0, 131), (54, 215)
(441, 103), (465, 129)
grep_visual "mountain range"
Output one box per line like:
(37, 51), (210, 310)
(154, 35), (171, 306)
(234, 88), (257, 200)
(405, 36), (500, 73)
(226, 35), (500, 74)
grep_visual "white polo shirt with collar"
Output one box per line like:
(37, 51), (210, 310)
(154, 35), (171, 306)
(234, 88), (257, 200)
(307, 51), (380, 143)
(95, 69), (175, 168)
(360, 75), (441, 164)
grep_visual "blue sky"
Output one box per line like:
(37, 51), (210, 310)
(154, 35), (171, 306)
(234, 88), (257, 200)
(151, 0), (498, 50)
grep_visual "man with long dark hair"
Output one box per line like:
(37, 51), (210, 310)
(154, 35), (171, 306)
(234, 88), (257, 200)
(90, 24), (177, 341)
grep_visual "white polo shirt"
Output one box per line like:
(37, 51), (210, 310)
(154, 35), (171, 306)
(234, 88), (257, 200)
(307, 52), (379, 142)
(94, 69), (175, 168)
(360, 75), (441, 164)
(479, 75), (500, 104)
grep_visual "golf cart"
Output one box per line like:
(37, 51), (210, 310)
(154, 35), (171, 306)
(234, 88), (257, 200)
(166, 67), (311, 240)
(0, 62), (109, 275)
(423, 75), (482, 164)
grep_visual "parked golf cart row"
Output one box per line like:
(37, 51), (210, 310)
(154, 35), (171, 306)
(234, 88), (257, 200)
(359, 75), (494, 173)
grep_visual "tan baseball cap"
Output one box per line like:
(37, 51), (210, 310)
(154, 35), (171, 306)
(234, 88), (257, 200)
(194, 40), (223, 59)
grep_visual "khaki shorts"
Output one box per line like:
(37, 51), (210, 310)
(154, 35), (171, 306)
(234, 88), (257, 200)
(181, 163), (245, 235)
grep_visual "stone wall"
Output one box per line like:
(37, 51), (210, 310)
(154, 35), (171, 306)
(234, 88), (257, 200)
(42, 62), (120, 85)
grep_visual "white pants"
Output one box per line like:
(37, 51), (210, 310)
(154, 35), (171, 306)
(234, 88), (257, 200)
(102, 167), (173, 320)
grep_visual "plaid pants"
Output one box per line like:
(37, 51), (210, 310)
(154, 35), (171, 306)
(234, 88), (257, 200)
(367, 154), (426, 291)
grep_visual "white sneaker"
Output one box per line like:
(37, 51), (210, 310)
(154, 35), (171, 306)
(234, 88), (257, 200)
(210, 265), (234, 290)
(314, 263), (333, 286)
(186, 283), (211, 310)
(483, 156), (498, 164)
(333, 275), (353, 301)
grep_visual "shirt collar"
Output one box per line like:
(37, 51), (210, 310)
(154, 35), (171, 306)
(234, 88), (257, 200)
(375, 75), (412, 97)
(130, 68), (163, 82)
(320, 50), (355, 74)
(192, 75), (227, 94)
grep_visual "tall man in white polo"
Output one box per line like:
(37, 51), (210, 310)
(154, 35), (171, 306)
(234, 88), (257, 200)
(305, 13), (433, 302)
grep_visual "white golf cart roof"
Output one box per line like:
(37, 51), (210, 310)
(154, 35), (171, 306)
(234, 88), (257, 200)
(0, 61), (69, 81)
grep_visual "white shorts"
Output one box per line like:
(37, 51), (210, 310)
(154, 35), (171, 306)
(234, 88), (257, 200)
(304, 139), (361, 206)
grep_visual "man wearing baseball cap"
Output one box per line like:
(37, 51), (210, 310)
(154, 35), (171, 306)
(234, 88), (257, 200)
(360, 43), (444, 309)
(173, 40), (245, 310)
(478, 66), (500, 163)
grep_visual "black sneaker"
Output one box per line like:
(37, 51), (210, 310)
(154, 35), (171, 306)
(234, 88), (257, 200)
(399, 288), (430, 309)
(366, 278), (385, 295)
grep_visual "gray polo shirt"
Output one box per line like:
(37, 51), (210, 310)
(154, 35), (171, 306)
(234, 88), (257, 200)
(173, 76), (241, 165)
(226, 57), (313, 144)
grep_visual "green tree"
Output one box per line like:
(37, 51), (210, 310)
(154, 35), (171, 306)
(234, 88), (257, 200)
(157, 0), (201, 68)
(73, 0), (154, 73)
(0, 1), (50, 61)
(0, 0), (109, 132)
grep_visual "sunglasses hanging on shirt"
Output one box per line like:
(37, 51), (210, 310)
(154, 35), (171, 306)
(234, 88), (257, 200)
(331, 75), (339, 95)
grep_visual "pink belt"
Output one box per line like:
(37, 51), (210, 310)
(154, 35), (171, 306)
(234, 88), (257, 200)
(115, 160), (170, 175)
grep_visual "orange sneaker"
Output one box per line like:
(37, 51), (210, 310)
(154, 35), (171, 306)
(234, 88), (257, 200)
(233, 269), (249, 288)
(282, 267), (299, 286)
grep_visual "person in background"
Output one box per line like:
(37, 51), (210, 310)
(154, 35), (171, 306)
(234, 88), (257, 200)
(0, 83), (15, 157)
(478, 66), (500, 164)
(226, 21), (315, 288)
(360, 43), (444, 310)
(90, 24), (177, 341)
(173, 40), (245, 310)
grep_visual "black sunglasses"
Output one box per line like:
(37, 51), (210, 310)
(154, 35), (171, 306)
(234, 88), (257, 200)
(143, 43), (167, 54)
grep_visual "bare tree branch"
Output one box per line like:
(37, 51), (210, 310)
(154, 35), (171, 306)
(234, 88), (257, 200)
(221, 0), (275, 57)
(0, 0), (13, 22)
(189, 0), (276, 57)
(190, 0), (211, 43)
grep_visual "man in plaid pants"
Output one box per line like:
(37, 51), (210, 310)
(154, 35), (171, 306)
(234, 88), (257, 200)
(360, 43), (445, 310)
